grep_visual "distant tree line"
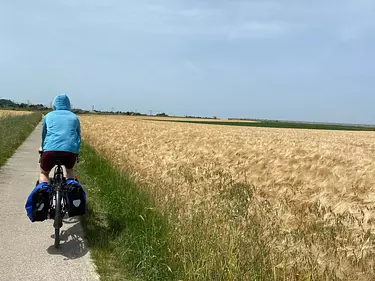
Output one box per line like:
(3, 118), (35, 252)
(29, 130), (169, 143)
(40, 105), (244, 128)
(0, 98), (148, 116)
(76, 109), (146, 116)
(184, 115), (216, 119)
(0, 99), (48, 111)
(0, 98), (202, 118)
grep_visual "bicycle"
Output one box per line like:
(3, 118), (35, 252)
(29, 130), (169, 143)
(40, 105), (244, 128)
(38, 151), (79, 248)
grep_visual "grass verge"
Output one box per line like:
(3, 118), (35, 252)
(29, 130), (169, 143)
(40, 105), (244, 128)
(148, 119), (375, 131)
(76, 142), (175, 281)
(0, 113), (41, 167)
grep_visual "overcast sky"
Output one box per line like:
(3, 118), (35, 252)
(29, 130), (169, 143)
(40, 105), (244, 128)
(1, 0), (374, 123)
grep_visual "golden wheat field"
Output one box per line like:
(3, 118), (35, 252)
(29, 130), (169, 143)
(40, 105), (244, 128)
(80, 115), (375, 280)
(0, 110), (33, 117)
(143, 116), (259, 122)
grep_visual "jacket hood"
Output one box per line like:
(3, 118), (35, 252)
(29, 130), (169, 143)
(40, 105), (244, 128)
(52, 93), (71, 111)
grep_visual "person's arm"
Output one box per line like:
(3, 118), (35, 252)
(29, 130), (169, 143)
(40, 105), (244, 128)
(41, 116), (47, 149)
(77, 119), (81, 153)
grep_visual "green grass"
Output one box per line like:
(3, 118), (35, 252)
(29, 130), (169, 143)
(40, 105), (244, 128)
(0, 113), (42, 167)
(76, 142), (176, 281)
(148, 119), (375, 131)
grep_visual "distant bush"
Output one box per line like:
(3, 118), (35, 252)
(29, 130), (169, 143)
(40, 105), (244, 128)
(156, 113), (169, 117)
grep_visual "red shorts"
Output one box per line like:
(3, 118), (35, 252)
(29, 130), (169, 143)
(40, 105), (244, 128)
(40, 151), (77, 171)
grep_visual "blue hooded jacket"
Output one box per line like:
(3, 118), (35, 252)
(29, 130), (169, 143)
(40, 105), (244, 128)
(42, 94), (81, 154)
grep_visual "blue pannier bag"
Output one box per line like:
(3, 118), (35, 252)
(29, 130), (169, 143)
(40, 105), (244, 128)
(25, 182), (51, 222)
(65, 179), (87, 217)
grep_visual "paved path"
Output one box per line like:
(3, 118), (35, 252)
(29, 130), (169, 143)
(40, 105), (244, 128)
(0, 123), (99, 281)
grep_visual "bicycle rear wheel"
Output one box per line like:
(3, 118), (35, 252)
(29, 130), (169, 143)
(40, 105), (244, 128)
(54, 190), (62, 248)
(54, 228), (60, 249)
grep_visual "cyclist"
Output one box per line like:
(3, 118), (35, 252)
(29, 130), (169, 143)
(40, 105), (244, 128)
(39, 93), (81, 185)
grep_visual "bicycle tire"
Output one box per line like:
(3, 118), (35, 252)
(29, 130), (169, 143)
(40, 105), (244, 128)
(54, 190), (62, 249)
(54, 228), (60, 249)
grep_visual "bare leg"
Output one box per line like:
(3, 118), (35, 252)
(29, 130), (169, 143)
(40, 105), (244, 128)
(66, 168), (75, 180)
(39, 169), (50, 184)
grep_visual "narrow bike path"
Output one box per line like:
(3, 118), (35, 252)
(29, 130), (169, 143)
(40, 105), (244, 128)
(0, 123), (99, 281)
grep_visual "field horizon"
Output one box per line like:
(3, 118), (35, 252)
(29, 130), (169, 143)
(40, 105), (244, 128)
(78, 114), (375, 280)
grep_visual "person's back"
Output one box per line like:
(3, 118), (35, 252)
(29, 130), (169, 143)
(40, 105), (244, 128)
(42, 94), (80, 153)
(39, 93), (81, 184)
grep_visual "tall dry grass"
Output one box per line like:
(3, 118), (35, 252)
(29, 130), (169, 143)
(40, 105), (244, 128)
(80, 115), (375, 280)
(0, 110), (33, 117)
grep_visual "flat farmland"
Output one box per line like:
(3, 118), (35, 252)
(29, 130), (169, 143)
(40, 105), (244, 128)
(80, 115), (375, 280)
(143, 116), (260, 123)
(0, 110), (33, 117)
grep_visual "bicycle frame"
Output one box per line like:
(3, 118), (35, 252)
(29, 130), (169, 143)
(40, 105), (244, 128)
(51, 164), (66, 225)
(50, 163), (68, 248)
(38, 151), (79, 248)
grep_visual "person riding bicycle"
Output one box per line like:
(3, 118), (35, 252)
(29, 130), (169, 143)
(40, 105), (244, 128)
(39, 93), (81, 185)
